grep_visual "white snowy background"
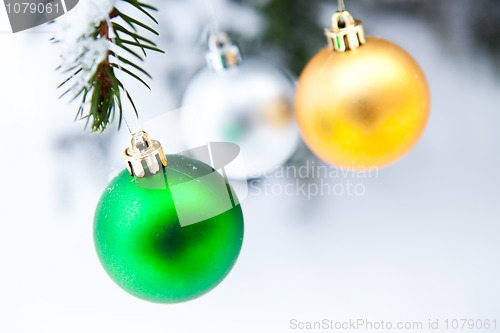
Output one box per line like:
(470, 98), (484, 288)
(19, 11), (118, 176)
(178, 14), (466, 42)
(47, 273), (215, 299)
(0, 0), (499, 332)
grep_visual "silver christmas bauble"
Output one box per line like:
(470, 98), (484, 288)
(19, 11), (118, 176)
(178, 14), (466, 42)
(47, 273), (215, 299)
(180, 58), (300, 180)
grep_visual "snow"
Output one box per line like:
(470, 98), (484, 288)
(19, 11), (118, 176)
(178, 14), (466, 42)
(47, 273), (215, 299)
(54, 0), (115, 95)
(56, 0), (115, 41)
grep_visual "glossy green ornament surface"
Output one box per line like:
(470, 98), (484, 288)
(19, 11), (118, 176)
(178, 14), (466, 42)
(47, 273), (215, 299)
(94, 154), (244, 303)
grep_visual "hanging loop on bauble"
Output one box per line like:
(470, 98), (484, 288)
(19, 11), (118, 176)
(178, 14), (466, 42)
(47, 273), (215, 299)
(325, 3), (366, 52)
(123, 131), (167, 178)
(206, 32), (242, 72)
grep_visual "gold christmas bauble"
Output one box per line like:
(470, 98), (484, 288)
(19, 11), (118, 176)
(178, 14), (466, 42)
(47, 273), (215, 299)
(295, 36), (430, 169)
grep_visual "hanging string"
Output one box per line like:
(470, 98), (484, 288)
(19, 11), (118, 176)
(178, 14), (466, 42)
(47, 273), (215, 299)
(191, 0), (222, 56)
(205, 0), (221, 36)
(338, 0), (345, 11)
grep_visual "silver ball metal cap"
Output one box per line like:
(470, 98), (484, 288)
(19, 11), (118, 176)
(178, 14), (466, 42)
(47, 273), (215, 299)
(205, 32), (242, 72)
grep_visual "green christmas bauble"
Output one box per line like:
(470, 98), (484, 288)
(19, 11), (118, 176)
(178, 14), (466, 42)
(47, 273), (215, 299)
(94, 154), (244, 303)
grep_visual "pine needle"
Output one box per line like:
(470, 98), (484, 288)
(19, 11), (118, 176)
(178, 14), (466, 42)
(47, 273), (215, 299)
(57, 0), (163, 132)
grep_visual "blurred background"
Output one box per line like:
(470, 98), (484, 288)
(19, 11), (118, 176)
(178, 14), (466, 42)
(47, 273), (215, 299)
(1, 0), (500, 332)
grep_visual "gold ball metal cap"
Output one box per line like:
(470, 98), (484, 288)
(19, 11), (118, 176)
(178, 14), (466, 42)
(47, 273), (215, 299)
(325, 10), (366, 52)
(124, 131), (167, 178)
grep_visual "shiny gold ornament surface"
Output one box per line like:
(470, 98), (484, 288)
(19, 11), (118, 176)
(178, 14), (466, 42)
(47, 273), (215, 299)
(296, 10), (430, 169)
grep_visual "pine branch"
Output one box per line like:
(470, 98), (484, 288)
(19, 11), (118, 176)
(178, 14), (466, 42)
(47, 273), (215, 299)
(57, 0), (164, 132)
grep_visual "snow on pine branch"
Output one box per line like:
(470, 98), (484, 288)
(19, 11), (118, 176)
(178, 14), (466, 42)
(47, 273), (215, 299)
(55, 0), (115, 90)
(54, 0), (163, 132)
